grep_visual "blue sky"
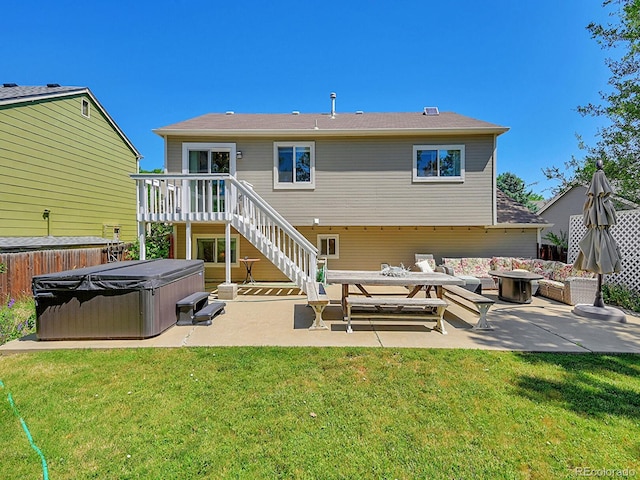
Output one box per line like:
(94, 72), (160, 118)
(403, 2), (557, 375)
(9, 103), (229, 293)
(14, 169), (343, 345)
(2, 0), (613, 198)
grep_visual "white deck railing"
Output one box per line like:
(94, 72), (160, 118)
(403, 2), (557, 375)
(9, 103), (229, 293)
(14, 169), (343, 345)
(131, 173), (317, 288)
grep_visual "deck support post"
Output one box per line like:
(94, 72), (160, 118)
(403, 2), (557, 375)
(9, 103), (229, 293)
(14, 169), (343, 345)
(225, 222), (231, 284)
(185, 220), (192, 260)
(138, 221), (146, 260)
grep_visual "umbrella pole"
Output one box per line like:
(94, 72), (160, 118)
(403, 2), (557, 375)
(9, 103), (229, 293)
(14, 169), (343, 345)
(593, 273), (605, 308)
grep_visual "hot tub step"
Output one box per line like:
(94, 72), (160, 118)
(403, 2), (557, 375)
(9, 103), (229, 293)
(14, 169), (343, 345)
(193, 301), (226, 325)
(176, 292), (210, 326)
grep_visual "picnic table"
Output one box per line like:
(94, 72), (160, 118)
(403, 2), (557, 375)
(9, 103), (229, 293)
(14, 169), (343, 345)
(325, 269), (464, 320)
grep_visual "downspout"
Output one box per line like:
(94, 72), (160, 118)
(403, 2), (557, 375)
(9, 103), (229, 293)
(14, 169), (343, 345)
(162, 135), (168, 173)
(492, 134), (498, 225)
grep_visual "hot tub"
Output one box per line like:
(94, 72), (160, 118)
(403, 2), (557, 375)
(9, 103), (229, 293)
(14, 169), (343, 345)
(33, 259), (205, 340)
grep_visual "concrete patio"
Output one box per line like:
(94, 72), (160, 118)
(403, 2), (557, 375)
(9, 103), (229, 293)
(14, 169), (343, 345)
(1, 283), (639, 354)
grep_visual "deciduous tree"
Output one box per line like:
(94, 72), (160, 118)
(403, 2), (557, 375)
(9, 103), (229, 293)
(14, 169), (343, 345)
(545, 0), (640, 204)
(497, 172), (544, 212)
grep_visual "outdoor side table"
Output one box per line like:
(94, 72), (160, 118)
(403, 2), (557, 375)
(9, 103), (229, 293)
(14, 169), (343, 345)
(240, 258), (260, 284)
(488, 270), (543, 304)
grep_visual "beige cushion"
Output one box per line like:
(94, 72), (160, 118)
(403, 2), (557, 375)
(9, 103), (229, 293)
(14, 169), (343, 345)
(415, 259), (434, 273)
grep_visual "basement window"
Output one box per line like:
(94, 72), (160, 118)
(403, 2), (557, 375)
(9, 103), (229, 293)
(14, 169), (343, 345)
(193, 234), (239, 267)
(317, 234), (339, 259)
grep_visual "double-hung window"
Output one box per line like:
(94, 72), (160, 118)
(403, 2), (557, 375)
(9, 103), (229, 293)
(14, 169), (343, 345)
(193, 235), (239, 266)
(413, 145), (465, 182)
(274, 142), (315, 189)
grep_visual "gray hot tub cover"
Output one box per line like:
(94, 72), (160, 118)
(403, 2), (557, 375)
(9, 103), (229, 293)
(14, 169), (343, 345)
(32, 259), (205, 293)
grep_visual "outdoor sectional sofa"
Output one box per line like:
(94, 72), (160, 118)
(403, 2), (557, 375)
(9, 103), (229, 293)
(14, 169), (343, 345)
(438, 257), (598, 306)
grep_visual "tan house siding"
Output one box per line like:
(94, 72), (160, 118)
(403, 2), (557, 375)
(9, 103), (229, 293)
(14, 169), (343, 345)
(174, 223), (538, 283)
(165, 134), (495, 226)
(0, 94), (138, 240)
(301, 226), (538, 269)
(173, 223), (290, 283)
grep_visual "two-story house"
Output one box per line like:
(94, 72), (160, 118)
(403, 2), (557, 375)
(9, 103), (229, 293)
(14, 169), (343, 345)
(133, 102), (548, 295)
(0, 84), (141, 246)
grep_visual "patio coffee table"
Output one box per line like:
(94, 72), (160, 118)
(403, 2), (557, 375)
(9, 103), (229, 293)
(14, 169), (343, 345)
(489, 270), (543, 304)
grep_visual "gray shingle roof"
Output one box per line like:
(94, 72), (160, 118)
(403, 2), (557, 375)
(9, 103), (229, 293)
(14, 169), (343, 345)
(496, 189), (548, 225)
(0, 84), (142, 158)
(155, 112), (509, 136)
(0, 84), (87, 103)
(0, 236), (115, 252)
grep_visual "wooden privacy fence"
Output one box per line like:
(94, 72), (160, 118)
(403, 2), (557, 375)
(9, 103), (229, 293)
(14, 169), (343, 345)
(0, 247), (109, 301)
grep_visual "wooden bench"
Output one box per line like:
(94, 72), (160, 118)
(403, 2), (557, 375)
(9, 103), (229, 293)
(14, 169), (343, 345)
(346, 297), (449, 334)
(306, 281), (330, 330)
(441, 285), (495, 330)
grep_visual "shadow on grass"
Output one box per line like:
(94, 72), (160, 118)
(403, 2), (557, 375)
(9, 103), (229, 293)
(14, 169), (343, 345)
(514, 353), (640, 419)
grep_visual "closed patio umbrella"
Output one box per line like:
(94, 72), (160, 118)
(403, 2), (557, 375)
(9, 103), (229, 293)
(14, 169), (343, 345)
(573, 160), (625, 322)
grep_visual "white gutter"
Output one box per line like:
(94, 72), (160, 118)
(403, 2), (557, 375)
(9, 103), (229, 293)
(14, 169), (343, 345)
(152, 127), (510, 138)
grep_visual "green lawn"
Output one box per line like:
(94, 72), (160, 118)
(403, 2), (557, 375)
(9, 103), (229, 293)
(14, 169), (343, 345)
(1, 348), (639, 479)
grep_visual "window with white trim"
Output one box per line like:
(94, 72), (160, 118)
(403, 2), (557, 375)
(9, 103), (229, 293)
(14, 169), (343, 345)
(193, 234), (239, 266)
(81, 98), (90, 118)
(413, 145), (465, 182)
(274, 142), (315, 189)
(317, 234), (339, 259)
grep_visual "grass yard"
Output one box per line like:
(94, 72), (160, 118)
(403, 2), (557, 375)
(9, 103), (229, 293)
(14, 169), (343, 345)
(1, 348), (639, 479)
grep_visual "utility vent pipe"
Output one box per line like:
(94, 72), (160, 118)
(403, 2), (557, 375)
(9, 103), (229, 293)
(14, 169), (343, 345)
(330, 92), (336, 118)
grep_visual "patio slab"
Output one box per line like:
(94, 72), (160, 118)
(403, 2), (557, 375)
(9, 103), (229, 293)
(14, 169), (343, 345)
(1, 284), (639, 354)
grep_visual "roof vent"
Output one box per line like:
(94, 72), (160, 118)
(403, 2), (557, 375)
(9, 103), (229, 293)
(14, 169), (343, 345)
(292, 111), (300, 115)
(47, 83), (61, 88)
(423, 106), (439, 116)
(330, 92), (336, 118)
(2, 83), (18, 87)
(355, 110), (364, 115)
(225, 111), (235, 115)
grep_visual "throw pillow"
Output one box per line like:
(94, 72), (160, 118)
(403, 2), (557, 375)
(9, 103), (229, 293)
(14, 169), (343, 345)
(415, 259), (434, 273)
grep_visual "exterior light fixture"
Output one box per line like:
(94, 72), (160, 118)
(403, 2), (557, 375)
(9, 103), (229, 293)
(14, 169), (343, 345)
(43, 209), (51, 236)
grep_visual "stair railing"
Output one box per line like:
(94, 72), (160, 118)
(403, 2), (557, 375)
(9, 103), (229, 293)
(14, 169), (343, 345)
(131, 173), (317, 287)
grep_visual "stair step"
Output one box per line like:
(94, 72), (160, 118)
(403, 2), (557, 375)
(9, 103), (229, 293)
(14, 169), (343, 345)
(193, 301), (226, 325)
(176, 292), (210, 326)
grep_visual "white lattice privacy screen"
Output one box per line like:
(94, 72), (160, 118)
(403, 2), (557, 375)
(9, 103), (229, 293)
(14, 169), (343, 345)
(569, 209), (640, 291)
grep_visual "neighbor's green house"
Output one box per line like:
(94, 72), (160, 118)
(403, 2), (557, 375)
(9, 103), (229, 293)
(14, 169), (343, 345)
(0, 84), (141, 244)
